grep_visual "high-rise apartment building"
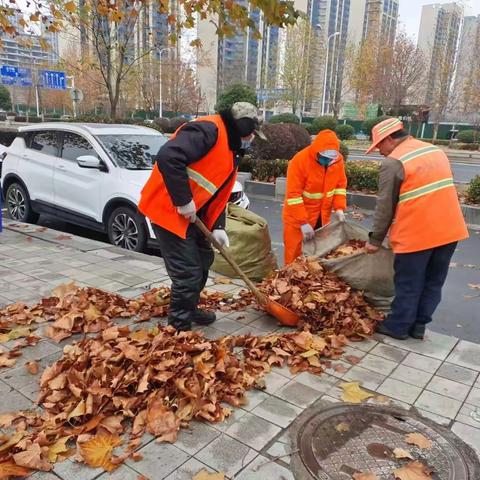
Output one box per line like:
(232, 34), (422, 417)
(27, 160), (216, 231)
(417, 3), (463, 106)
(454, 15), (480, 113)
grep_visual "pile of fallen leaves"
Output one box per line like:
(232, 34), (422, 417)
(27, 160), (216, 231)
(324, 240), (366, 259)
(0, 327), (347, 475)
(259, 257), (383, 335)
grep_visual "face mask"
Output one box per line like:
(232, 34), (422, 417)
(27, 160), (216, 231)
(317, 154), (331, 167)
(241, 134), (255, 150)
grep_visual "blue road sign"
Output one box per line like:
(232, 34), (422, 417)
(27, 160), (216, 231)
(39, 70), (66, 90)
(1, 66), (33, 87)
(257, 88), (286, 102)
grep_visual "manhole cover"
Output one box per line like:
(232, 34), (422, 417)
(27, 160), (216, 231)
(296, 405), (477, 479)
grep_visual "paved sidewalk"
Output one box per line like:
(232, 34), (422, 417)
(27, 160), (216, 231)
(1, 219), (480, 479)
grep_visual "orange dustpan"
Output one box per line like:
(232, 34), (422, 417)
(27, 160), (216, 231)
(195, 219), (299, 327)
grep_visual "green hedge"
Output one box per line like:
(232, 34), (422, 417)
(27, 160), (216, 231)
(335, 124), (355, 140)
(311, 116), (338, 134)
(457, 130), (478, 144)
(345, 160), (380, 192)
(457, 143), (479, 151)
(421, 138), (450, 146)
(467, 176), (480, 204)
(268, 113), (300, 124)
(362, 116), (391, 139)
(252, 159), (289, 182)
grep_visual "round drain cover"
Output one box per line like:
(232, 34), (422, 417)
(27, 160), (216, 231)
(296, 405), (477, 479)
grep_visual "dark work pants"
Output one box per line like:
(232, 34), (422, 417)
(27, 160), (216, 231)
(153, 224), (214, 329)
(383, 242), (457, 335)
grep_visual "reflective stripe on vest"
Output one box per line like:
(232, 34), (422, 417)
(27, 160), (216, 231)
(378, 118), (402, 135)
(398, 145), (441, 164)
(287, 197), (304, 205)
(333, 188), (346, 195)
(303, 191), (323, 199)
(398, 177), (454, 204)
(301, 187), (346, 201)
(186, 167), (217, 195)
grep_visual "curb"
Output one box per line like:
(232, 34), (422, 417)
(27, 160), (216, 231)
(244, 177), (480, 227)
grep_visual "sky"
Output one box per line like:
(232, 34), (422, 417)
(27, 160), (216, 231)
(399, 0), (480, 39)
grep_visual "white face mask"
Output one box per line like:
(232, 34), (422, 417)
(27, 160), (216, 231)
(241, 134), (255, 150)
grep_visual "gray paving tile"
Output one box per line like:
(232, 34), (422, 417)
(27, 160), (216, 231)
(436, 363), (478, 386)
(235, 455), (294, 480)
(446, 340), (480, 371)
(96, 465), (140, 480)
(370, 344), (408, 362)
(241, 389), (271, 412)
(195, 434), (257, 478)
(401, 352), (442, 373)
(211, 405), (248, 433)
(465, 387), (480, 407)
(358, 354), (398, 376)
(381, 330), (458, 361)
(294, 372), (338, 393)
(252, 396), (303, 428)
(455, 404), (480, 429)
(349, 337), (378, 352)
(174, 422), (220, 455)
(164, 458), (218, 480)
(264, 371), (290, 395)
(451, 422), (480, 456)
(377, 378), (422, 404)
(226, 412), (281, 451)
(0, 387), (35, 414)
(54, 459), (103, 480)
(323, 360), (352, 378)
(416, 409), (451, 427)
(415, 390), (462, 419)
(274, 380), (323, 408)
(25, 472), (61, 480)
(212, 318), (244, 334)
(426, 376), (471, 401)
(390, 365), (433, 388)
(125, 442), (189, 479)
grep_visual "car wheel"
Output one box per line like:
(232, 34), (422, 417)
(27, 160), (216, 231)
(107, 206), (147, 252)
(5, 182), (39, 223)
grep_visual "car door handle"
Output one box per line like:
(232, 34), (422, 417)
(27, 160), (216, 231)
(57, 164), (66, 170)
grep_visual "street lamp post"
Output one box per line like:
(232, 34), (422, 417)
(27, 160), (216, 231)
(158, 46), (175, 119)
(321, 31), (340, 116)
(301, 23), (322, 122)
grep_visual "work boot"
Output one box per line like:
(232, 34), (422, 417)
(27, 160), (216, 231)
(376, 323), (409, 341)
(168, 316), (192, 332)
(192, 309), (216, 326)
(410, 324), (426, 340)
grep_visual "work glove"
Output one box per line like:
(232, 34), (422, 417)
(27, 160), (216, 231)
(301, 223), (315, 242)
(176, 200), (196, 223)
(212, 229), (230, 248)
(335, 210), (346, 222)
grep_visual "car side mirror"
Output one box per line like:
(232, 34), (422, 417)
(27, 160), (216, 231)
(77, 155), (101, 169)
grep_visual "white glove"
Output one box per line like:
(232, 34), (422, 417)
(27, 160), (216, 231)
(212, 229), (229, 248)
(301, 223), (315, 242)
(176, 200), (196, 223)
(335, 210), (346, 222)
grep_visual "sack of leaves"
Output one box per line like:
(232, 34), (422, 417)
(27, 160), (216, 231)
(303, 220), (394, 312)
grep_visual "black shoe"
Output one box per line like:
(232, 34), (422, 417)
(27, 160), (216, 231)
(192, 309), (216, 326)
(168, 317), (192, 332)
(410, 324), (426, 340)
(376, 323), (409, 340)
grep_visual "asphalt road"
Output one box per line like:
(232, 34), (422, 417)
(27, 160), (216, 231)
(249, 195), (480, 343)
(350, 154), (480, 184)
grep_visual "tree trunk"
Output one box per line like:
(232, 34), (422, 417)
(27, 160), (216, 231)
(433, 122), (440, 141)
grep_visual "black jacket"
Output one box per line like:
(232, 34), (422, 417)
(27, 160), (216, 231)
(155, 111), (243, 229)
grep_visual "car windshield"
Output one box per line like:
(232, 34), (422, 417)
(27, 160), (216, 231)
(96, 134), (166, 169)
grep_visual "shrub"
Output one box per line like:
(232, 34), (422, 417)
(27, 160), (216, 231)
(302, 123), (316, 135)
(169, 117), (187, 132)
(362, 115), (391, 139)
(238, 155), (255, 173)
(268, 113), (300, 124)
(457, 130), (478, 144)
(340, 141), (349, 161)
(250, 123), (311, 161)
(311, 115), (338, 134)
(457, 143), (479, 151)
(252, 159), (289, 182)
(345, 160), (380, 192)
(467, 176), (480, 204)
(215, 83), (257, 112)
(153, 117), (187, 134)
(335, 124), (355, 140)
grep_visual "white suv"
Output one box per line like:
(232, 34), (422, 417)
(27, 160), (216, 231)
(1, 123), (249, 252)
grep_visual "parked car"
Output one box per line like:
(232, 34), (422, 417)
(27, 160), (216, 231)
(60, 114), (72, 120)
(1, 123), (250, 252)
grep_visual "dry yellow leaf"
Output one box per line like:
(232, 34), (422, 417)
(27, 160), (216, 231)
(394, 460), (433, 480)
(300, 349), (320, 358)
(405, 433), (432, 449)
(393, 448), (414, 460)
(25, 361), (39, 375)
(0, 327), (31, 343)
(79, 435), (122, 472)
(335, 422), (350, 432)
(0, 460), (32, 479)
(67, 399), (86, 420)
(47, 436), (70, 463)
(192, 469), (225, 480)
(340, 382), (374, 404)
(353, 473), (379, 480)
(64, 1), (76, 13)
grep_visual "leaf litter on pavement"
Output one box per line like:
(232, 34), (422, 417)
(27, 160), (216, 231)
(0, 256), (386, 476)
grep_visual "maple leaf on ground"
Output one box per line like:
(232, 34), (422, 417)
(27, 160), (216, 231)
(0, 354), (16, 368)
(13, 442), (52, 471)
(340, 382), (374, 404)
(394, 461), (433, 480)
(25, 361), (39, 375)
(345, 355), (362, 364)
(353, 473), (379, 480)
(405, 433), (432, 449)
(146, 398), (180, 442)
(394, 448), (414, 460)
(335, 422), (350, 432)
(192, 469), (225, 480)
(0, 460), (32, 479)
(47, 436), (70, 463)
(79, 435), (122, 472)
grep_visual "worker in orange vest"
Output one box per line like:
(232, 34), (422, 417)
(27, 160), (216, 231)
(283, 129), (347, 265)
(139, 102), (266, 331)
(365, 118), (469, 340)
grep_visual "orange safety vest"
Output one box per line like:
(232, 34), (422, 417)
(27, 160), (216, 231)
(389, 137), (468, 253)
(138, 115), (236, 239)
(283, 129), (347, 228)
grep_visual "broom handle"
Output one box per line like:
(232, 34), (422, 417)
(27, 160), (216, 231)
(195, 218), (267, 305)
